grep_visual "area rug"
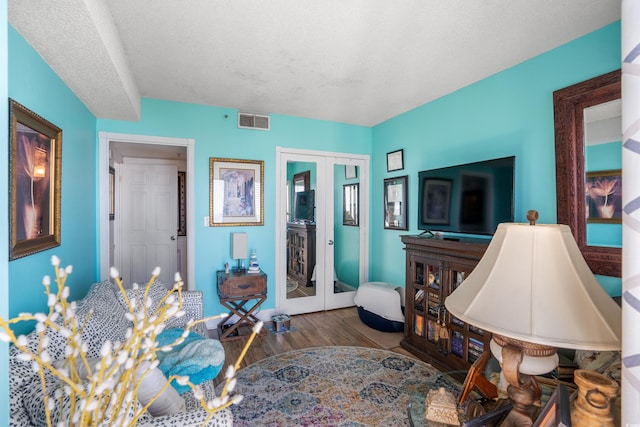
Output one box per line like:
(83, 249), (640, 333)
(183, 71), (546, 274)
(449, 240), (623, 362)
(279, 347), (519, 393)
(219, 346), (462, 426)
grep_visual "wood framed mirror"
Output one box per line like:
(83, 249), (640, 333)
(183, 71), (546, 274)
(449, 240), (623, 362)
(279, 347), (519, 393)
(293, 170), (310, 193)
(554, 69), (621, 277)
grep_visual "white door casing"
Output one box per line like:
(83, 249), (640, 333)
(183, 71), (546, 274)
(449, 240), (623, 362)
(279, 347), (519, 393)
(98, 132), (195, 289)
(120, 162), (177, 287)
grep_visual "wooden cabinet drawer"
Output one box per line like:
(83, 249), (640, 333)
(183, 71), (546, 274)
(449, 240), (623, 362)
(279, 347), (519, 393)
(217, 270), (267, 298)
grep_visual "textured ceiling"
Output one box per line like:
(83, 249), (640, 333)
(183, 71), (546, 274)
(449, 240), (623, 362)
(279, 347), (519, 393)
(9, 0), (620, 127)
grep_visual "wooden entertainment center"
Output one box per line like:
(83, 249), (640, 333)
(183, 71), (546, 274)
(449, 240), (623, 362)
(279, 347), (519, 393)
(400, 235), (491, 372)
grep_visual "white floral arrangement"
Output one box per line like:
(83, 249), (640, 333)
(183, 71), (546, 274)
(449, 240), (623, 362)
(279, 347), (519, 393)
(0, 256), (262, 426)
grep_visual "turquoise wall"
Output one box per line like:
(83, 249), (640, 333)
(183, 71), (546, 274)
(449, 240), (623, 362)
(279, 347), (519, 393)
(1, 1), (9, 422)
(97, 100), (371, 318)
(7, 25), (98, 336)
(370, 22), (622, 290)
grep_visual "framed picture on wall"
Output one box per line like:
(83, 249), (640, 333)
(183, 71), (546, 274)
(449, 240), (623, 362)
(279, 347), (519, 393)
(9, 99), (62, 260)
(384, 175), (408, 230)
(386, 149), (404, 172)
(209, 157), (264, 226)
(177, 171), (187, 235)
(345, 165), (357, 180)
(586, 169), (622, 223)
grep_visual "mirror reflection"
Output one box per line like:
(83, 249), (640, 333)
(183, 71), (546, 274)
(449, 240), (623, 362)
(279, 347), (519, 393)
(584, 99), (622, 247)
(286, 163), (316, 299)
(334, 164), (359, 294)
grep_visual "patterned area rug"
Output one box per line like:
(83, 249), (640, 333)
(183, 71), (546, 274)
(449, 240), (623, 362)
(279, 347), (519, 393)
(219, 346), (462, 426)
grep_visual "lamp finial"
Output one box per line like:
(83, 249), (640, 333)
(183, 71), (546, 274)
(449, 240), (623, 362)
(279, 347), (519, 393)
(527, 210), (539, 225)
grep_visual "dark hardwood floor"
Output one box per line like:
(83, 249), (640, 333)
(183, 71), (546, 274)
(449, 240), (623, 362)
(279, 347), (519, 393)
(212, 306), (414, 385)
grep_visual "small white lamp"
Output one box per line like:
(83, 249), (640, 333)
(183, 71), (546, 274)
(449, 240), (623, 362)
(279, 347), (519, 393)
(231, 232), (248, 272)
(445, 211), (621, 425)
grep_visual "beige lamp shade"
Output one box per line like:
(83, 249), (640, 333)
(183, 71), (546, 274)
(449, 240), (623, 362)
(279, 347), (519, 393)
(445, 223), (621, 351)
(231, 232), (248, 260)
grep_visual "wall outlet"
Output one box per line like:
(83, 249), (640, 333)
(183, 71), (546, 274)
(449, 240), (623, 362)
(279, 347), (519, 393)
(204, 216), (210, 227)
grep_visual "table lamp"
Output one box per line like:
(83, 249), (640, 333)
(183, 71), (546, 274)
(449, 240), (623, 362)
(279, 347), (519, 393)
(231, 232), (248, 272)
(445, 211), (621, 426)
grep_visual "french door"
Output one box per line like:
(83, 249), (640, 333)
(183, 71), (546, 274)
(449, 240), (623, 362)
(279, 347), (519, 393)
(276, 147), (369, 315)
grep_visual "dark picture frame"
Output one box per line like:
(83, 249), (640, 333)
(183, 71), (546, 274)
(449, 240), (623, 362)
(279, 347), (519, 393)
(386, 149), (404, 172)
(531, 384), (572, 427)
(9, 99), (62, 260)
(343, 183), (359, 226)
(422, 178), (452, 225)
(462, 403), (512, 427)
(177, 171), (187, 235)
(109, 167), (115, 220)
(384, 175), (408, 230)
(209, 157), (264, 226)
(586, 169), (622, 223)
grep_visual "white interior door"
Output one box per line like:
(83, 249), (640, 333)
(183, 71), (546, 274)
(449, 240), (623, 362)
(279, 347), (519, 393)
(120, 161), (178, 287)
(276, 148), (369, 315)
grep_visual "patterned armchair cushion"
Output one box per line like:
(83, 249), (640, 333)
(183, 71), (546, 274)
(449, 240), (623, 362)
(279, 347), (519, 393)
(10, 280), (232, 426)
(75, 280), (132, 358)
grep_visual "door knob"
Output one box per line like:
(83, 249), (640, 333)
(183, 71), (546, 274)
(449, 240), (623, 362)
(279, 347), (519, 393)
(170, 235), (176, 241)
(328, 240), (334, 245)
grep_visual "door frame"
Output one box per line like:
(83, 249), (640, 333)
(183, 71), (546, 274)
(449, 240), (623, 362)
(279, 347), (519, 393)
(275, 146), (370, 313)
(98, 132), (195, 289)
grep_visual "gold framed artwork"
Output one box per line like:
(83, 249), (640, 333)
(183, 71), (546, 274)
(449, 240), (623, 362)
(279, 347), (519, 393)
(209, 158), (264, 226)
(9, 99), (62, 260)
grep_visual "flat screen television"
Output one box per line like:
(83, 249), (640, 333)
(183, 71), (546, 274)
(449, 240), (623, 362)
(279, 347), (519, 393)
(294, 190), (315, 222)
(417, 156), (515, 235)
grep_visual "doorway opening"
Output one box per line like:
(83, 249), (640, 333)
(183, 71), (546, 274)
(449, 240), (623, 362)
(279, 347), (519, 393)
(98, 132), (195, 289)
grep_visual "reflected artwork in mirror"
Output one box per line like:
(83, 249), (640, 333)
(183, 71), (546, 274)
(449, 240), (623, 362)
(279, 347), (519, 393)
(554, 69), (621, 277)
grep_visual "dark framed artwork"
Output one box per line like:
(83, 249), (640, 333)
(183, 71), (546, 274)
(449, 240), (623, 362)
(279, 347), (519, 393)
(586, 169), (622, 223)
(384, 175), (408, 230)
(386, 149), (404, 172)
(177, 171), (187, 235)
(343, 183), (359, 226)
(9, 99), (62, 260)
(209, 157), (264, 226)
(422, 178), (452, 225)
(109, 167), (115, 220)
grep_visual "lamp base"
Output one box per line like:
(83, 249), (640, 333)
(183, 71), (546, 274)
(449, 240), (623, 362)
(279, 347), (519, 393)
(498, 374), (539, 427)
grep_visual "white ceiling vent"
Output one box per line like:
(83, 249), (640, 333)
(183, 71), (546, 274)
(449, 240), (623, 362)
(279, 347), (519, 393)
(238, 112), (270, 130)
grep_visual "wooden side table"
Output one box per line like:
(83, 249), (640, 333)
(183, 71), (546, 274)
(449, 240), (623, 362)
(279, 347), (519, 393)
(216, 269), (267, 341)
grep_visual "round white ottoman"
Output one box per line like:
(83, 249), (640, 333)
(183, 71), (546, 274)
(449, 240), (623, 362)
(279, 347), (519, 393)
(353, 282), (405, 332)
